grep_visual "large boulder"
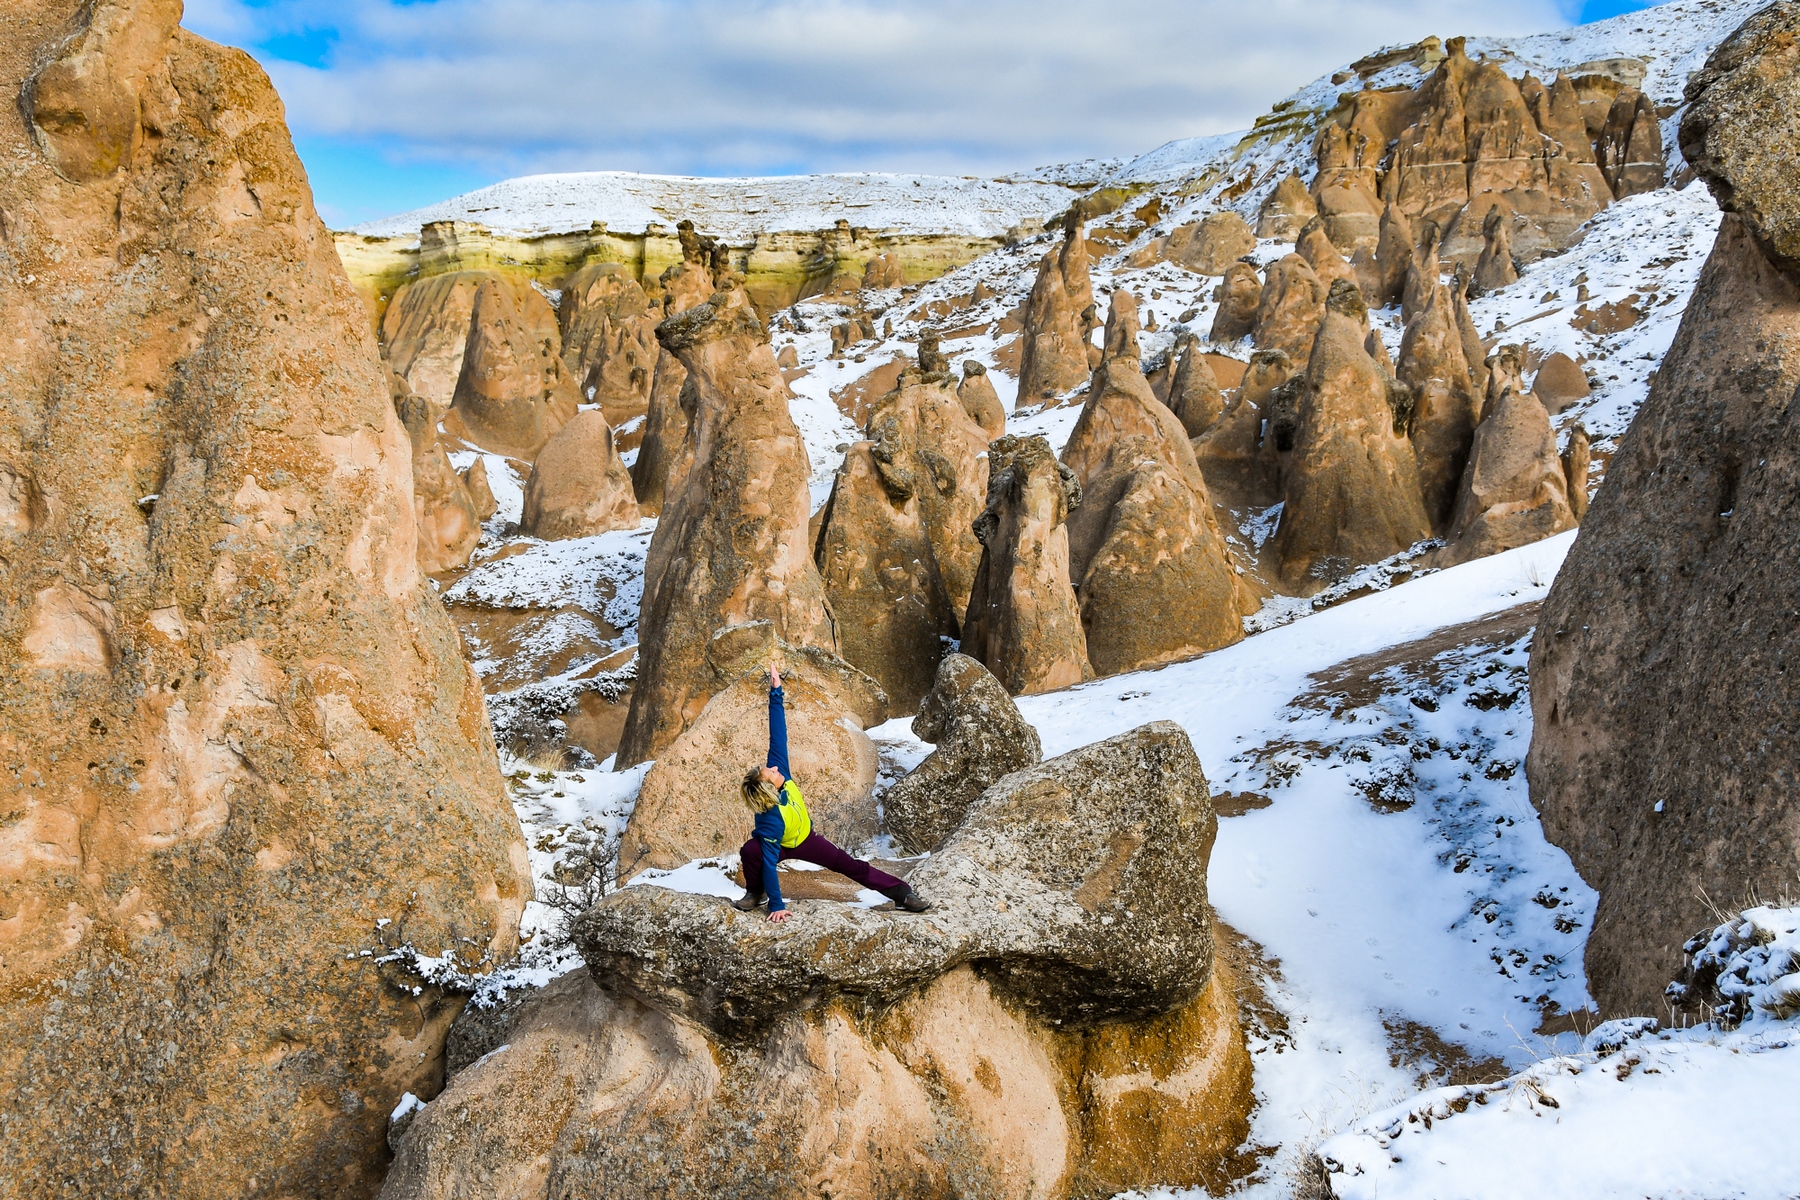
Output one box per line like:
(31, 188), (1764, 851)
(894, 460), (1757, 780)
(1530, 10), (1800, 1014)
(1256, 172), (1318, 240)
(558, 263), (660, 436)
(1434, 382), (1576, 566)
(446, 275), (580, 458)
(1533, 350), (1591, 412)
(0, 5), (531, 1195)
(1253, 254), (1329, 364)
(884, 653), (1043, 854)
(962, 435), (1093, 695)
(1017, 213), (1099, 404)
(519, 410), (640, 541)
(1061, 294), (1255, 676)
(617, 280), (838, 765)
(618, 653), (884, 875)
(814, 364), (989, 710)
(1209, 260), (1262, 343)
(1271, 282), (1432, 588)
(1397, 282), (1482, 529)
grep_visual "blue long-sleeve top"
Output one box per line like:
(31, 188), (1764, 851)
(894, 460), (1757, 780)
(752, 683), (792, 911)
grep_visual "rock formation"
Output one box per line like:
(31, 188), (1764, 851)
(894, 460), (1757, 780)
(1450, 265), (1491, 396)
(1298, 218), (1357, 292)
(619, 648), (885, 874)
(1560, 422), (1591, 519)
(1271, 282), (1432, 587)
(1370, 202), (1416, 307)
(1061, 294), (1255, 675)
(1210, 260), (1262, 342)
(627, 348), (690, 514)
(1168, 333), (1227, 437)
(385, 723), (1253, 1200)
(519, 410), (640, 541)
(446, 276), (580, 458)
(1435, 379), (1577, 566)
(813, 356), (990, 711)
(1531, 4), (1800, 1014)
(462, 457), (499, 521)
(1253, 254), (1329, 364)
(1471, 205), (1520, 295)
(381, 271), (488, 413)
(1163, 211), (1257, 275)
(957, 359), (1006, 438)
(1533, 351), (1591, 412)
(883, 654), (1043, 853)
(862, 250), (906, 288)
(1017, 213), (1099, 403)
(1397, 283), (1482, 528)
(558, 263), (660, 434)
(1401, 222), (1443, 324)
(0, 6), (531, 1195)
(962, 435), (1093, 695)
(1597, 87), (1667, 200)
(394, 372), (484, 572)
(616, 280), (838, 764)
(1257, 172), (1318, 240)
(1194, 349), (1294, 508)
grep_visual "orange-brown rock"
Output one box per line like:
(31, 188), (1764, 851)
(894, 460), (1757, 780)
(813, 364), (990, 710)
(1165, 211), (1257, 275)
(1367, 201), (1416, 308)
(1297, 218), (1357, 292)
(1533, 351), (1591, 412)
(962, 435), (1093, 695)
(1471, 205), (1520, 295)
(1521, 72), (1594, 163)
(394, 372), (483, 572)
(381, 271), (489, 412)
(1271, 282), (1432, 587)
(1017, 213), (1099, 403)
(863, 250), (906, 289)
(558, 263), (660, 433)
(1451, 265), (1491, 396)
(1397, 283), (1482, 529)
(446, 276), (580, 458)
(520, 410), (640, 541)
(462, 456), (498, 521)
(617, 280), (838, 765)
(1167, 334), (1226, 437)
(627, 348), (691, 515)
(1561, 422), (1591, 520)
(1061, 294), (1254, 676)
(1210, 260), (1262, 343)
(1194, 349), (1293, 508)
(1435, 379), (1577, 566)
(1597, 87), (1666, 199)
(0, 5), (530, 1195)
(1256, 172), (1318, 241)
(958, 360), (1006, 438)
(1253, 254), (1328, 364)
(1401, 221), (1443, 324)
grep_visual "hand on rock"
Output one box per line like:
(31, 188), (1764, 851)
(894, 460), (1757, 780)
(767, 910), (789, 924)
(768, 661), (782, 690)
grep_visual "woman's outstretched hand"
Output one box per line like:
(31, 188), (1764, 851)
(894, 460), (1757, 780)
(767, 909), (789, 924)
(769, 661), (782, 690)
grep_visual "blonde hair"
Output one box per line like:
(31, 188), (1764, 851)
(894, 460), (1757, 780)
(741, 769), (779, 812)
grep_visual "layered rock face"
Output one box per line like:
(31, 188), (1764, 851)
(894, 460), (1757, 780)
(1529, 3), (1800, 1016)
(386, 726), (1252, 1200)
(1062, 294), (1255, 676)
(616, 280), (837, 764)
(1017, 214), (1099, 403)
(1256, 172), (1318, 240)
(813, 358), (990, 711)
(1271, 282), (1432, 587)
(884, 653), (1043, 854)
(962, 435), (1093, 695)
(0, 4), (531, 1196)
(519, 410), (640, 540)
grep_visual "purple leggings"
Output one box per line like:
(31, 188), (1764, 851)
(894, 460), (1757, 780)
(739, 832), (905, 898)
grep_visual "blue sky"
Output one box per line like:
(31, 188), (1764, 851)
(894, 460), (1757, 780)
(181, 0), (1664, 228)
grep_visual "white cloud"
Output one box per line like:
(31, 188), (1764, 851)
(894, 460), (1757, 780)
(185, 0), (1578, 178)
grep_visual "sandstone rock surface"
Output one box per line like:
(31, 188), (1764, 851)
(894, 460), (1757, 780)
(1168, 333), (1226, 437)
(558, 263), (659, 434)
(962, 435), (1093, 695)
(1254, 254), (1329, 364)
(1471, 206), (1520, 295)
(0, 6), (530, 1195)
(617, 280), (838, 765)
(1017, 214), (1099, 403)
(1435, 382), (1577, 565)
(626, 348), (690, 514)
(381, 271), (487, 412)
(1165, 211), (1257, 275)
(958, 359), (1006, 438)
(1598, 87), (1666, 200)
(1530, 22), (1800, 1012)
(1256, 172), (1318, 240)
(884, 653), (1043, 854)
(1533, 350), (1591, 412)
(1397, 282), (1482, 528)
(394, 372), (483, 572)
(447, 276), (579, 458)
(520, 410), (640, 541)
(1209, 260), (1262, 343)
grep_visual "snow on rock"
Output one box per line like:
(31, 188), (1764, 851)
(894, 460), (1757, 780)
(445, 523), (653, 636)
(352, 172), (1077, 241)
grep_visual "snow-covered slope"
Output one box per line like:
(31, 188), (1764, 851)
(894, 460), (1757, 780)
(352, 171), (1077, 240)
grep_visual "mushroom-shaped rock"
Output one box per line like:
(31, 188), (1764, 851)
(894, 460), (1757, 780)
(520, 410), (640, 540)
(1209, 260), (1263, 343)
(1165, 212), (1257, 275)
(958, 359), (1006, 438)
(447, 276), (580, 458)
(627, 348), (691, 515)
(582, 721), (1218, 1036)
(962, 435), (1093, 695)
(617, 281), (839, 765)
(1257, 172), (1318, 241)
(619, 652), (884, 874)
(1018, 214), (1100, 403)
(884, 654), (1043, 854)
(1253, 255), (1329, 364)
(1434, 382), (1576, 566)
(1271, 282), (1433, 588)
(1397, 282), (1483, 529)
